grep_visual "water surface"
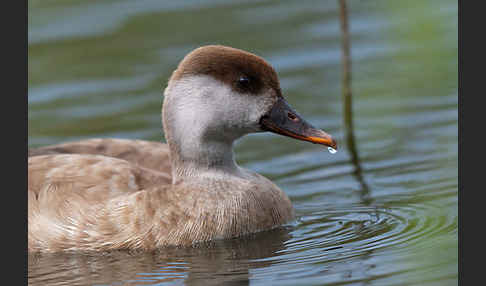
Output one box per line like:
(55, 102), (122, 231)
(28, 0), (458, 285)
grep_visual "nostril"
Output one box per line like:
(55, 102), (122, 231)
(259, 115), (269, 125)
(287, 112), (298, 121)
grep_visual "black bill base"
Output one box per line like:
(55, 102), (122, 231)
(260, 97), (337, 149)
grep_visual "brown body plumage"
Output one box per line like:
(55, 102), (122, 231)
(28, 45), (336, 252)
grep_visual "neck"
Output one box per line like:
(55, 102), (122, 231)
(168, 135), (241, 183)
(162, 95), (242, 183)
(162, 76), (252, 184)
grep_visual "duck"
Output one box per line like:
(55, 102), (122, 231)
(28, 45), (337, 252)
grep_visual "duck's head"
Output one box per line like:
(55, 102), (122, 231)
(162, 45), (336, 177)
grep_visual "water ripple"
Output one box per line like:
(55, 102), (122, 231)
(266, 202), (457, 268)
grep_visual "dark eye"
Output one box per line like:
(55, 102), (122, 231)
(235, 75), (262, 94)
(238, 75), (250, 86)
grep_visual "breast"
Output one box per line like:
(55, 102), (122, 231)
(156, 174), (295, 246)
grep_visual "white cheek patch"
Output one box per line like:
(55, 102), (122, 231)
(163, 75), (279, 177)
(166, 75), (275, 139)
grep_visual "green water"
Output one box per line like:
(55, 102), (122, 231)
(28, 1), (458, 285)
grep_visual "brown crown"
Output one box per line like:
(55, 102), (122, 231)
(170, 45), (282, 96)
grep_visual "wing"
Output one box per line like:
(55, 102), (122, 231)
(28, 153), (171, 202)
(28, 153), (172, 251)
(28, 138), (172, 175)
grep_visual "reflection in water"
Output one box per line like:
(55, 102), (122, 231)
(28, 228), (292, 285)
(338, 0), (371, 205)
